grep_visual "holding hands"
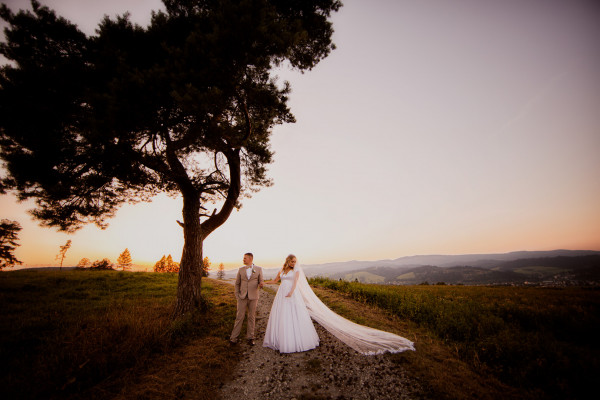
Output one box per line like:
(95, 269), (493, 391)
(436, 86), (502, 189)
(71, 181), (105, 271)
(264, 270), (281, 285)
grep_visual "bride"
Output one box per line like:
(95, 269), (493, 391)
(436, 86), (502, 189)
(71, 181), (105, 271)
(263, 254), (415, 355)
(263, 254), (320, 353)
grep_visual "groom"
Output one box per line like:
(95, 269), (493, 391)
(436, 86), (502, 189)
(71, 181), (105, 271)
(230, 252), (264, 346)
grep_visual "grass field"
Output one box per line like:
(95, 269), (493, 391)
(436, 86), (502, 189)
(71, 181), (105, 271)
(2, 270), (598, 399)
(0, 270), (238, 399)
(310, 277), (600, 399)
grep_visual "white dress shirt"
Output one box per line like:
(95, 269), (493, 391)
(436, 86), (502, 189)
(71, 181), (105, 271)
(245, 264), (254, 280)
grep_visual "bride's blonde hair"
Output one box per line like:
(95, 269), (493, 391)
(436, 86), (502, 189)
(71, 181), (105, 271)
(282, 254), (296, 272)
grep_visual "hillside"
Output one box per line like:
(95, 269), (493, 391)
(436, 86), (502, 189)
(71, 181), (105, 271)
(325, 254), (600, 285)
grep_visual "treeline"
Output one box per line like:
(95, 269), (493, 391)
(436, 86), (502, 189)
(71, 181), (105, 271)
(153, 255), (180, 273)
(76, 248), (133, 271)
(152, 255), (214, 275)
(54, 247), (225, 277)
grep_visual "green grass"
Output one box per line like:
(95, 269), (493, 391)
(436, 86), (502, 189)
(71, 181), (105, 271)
(310, 277), (600, 399)
(0, 270), (238, 400)
(396, 271), (416, 280)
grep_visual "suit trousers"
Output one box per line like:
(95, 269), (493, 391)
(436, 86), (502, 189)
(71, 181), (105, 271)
(230, 297), (258, 341)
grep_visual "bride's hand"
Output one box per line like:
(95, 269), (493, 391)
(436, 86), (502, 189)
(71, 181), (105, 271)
(285, 292), (292, 297)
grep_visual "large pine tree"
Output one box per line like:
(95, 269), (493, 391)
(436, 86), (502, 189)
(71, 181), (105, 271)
(0, 0), (341, 315)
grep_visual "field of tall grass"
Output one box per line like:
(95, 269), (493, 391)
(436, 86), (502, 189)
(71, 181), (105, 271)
(310, 278), (600, 399)
(0, 270), (238, 399)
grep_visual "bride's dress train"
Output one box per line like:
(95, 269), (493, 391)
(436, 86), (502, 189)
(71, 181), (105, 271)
(264, 265), (415, 355)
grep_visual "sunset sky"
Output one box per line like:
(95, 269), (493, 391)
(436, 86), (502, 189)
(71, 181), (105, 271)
(1, 0), (599, 270)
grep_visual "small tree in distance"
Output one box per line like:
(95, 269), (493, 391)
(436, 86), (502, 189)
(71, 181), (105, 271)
(165, 255), (179, 273)
(217, 263), (225, 280)
(76, 257), (90, 269)
(117, 248), (133, 271)
(56, 240), (72, 270)
(201, 256), (211, 277)
(154, 255), (167, 273)
(0, 219), (22, 270)
(91, 258), (113, 270)
(154, 255), (179, 273)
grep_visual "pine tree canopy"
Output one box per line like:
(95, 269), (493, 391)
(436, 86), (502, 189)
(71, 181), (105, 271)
(0, 0), (340, 314)
(0, 0), (341, 234)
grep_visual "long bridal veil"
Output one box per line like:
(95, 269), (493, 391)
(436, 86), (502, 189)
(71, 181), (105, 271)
(295, 264), (415, 355)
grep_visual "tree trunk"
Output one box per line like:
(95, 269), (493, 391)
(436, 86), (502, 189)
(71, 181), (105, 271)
(173, 193), (205, 316)
(172, 148), (242, 317)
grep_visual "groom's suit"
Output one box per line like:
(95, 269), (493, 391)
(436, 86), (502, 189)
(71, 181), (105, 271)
(230, 264), (264, 342)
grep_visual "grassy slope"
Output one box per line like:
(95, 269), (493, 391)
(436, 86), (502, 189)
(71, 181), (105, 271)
(344, 271), (386, 283)
(3, 270), (597, 399)
(0, 270), (239, 400)
(311, 278), (600, 399)
(312, 285), (521, 400)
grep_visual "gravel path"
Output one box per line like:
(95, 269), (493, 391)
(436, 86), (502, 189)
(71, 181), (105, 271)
(220, 284), (425, 400)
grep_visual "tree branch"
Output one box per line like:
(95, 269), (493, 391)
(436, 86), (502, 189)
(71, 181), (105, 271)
(164, 136), (196, 197)
(239, 97), (253, 147)
(200, 148), (241, 237)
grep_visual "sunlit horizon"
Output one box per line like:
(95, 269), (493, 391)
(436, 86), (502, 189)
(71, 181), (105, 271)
(6, 193), (599, 272)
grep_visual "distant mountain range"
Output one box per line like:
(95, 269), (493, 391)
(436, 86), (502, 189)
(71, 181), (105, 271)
(216, 250), (600, 285)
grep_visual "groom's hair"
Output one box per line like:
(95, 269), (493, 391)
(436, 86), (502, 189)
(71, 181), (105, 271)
(244, 252), (253, 259)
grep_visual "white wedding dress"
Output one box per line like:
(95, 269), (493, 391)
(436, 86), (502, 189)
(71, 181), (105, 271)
(263, 270), (320, 353)
(264, 265), (415, 355)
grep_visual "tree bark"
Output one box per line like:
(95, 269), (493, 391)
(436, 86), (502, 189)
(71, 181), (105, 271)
(173, 192), (206, 316)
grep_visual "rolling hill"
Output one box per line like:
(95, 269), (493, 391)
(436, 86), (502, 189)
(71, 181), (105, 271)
(326, 254), (600, 285)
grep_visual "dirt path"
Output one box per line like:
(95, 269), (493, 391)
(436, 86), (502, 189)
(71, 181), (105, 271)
(220, 283), (425, 400)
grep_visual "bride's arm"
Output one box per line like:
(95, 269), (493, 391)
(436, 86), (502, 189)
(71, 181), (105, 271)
(264, 270), (281, 285)
(285, 271), (300, 297)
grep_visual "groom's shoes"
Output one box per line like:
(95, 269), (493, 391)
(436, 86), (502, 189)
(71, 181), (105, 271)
(247, 339), (255, 346)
